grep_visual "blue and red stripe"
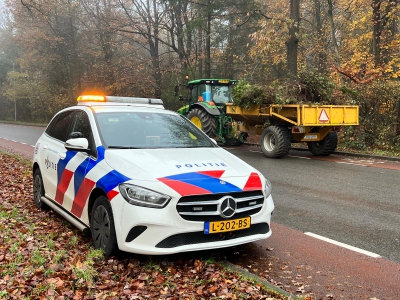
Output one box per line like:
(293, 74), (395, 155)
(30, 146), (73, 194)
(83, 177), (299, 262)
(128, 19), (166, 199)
(56, 146), (131, 217)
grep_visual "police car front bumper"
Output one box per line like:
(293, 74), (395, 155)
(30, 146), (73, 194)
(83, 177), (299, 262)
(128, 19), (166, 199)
(111, 194), (274, 255)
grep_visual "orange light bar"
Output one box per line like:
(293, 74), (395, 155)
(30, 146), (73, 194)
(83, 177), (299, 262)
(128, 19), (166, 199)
(77, 95), (106, 102)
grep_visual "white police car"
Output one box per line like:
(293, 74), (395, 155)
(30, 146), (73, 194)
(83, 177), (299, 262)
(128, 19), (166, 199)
(32, 95), (274, 256)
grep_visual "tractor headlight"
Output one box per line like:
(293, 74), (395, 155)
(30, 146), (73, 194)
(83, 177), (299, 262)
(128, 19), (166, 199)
(119, 184), (171, 208)
(264, 178), (272, 198)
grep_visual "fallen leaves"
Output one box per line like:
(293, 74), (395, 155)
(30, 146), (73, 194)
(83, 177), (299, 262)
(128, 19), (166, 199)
(0, 152), (285, 299)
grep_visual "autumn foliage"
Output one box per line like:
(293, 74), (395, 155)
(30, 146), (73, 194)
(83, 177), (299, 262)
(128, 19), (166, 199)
(0, 0), (399, 151)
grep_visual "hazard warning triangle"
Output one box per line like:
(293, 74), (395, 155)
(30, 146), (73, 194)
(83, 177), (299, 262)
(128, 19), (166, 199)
(319, 109), (329, 123)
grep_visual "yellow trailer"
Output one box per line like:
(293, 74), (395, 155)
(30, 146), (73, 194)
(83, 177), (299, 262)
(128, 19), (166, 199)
(225, 103), (359, 158)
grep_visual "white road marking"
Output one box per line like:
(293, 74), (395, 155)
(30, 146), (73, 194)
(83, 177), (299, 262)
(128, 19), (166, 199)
(288, 155), (311, 159)
(304, 232), (381, 258)
(0, 137), (35, 147)
(336, 161), (367, 166)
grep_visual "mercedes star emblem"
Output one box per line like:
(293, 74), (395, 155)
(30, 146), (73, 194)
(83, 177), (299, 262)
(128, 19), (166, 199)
(218, 196), (236, 218)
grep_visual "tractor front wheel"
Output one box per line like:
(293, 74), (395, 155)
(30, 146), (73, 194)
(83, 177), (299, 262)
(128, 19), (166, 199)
(187, 108), (217, 138)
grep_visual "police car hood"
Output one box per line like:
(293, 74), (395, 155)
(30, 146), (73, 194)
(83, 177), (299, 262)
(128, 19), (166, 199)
(105, 147), (263, 195)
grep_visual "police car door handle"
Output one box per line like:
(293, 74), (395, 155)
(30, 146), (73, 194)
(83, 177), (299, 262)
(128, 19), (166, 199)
(43, 145), (48, 150)
(59, 152), (66, 159)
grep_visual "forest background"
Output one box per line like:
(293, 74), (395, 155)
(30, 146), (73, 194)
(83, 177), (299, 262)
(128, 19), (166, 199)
(0, 0), (399, 155)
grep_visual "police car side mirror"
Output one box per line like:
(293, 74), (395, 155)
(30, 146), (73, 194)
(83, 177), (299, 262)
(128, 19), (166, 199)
(64, 138), (90, 153)
(210, 138), (218, 145)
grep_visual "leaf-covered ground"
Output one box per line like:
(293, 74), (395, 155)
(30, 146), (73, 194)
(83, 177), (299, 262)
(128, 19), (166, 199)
(0, 152), (288, 300)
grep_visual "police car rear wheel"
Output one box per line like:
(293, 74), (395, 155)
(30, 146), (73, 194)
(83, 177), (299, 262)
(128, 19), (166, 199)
(90, 196), (118, 256)
(33, 169), (47, 209)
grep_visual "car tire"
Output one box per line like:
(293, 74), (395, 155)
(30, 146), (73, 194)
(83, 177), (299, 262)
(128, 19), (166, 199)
(260, 125), (291, 158)
(33, 168), (47, 209)
(307, 131), (338, 156)
(90, 196), (118, 256)
(187, 107), (217, 138)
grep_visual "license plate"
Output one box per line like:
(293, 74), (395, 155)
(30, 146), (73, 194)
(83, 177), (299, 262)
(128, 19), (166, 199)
(204, 217), (251, 234)
(304, 135), (317, 139)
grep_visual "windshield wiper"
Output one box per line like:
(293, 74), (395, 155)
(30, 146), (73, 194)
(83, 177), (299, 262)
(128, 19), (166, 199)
(107, 146), (141, 149)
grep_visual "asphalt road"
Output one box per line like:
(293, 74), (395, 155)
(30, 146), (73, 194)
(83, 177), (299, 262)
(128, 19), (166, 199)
(0, 123), (45, 146)
(227, 146), (400, 263)
(1, 122), (400, 299)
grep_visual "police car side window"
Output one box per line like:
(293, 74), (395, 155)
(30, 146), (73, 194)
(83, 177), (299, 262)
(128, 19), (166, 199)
(47, 111), (74, 142)
(70, 111), (97, 158)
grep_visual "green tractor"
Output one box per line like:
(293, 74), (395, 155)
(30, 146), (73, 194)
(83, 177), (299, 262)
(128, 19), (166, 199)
(175, 78), (248, 145)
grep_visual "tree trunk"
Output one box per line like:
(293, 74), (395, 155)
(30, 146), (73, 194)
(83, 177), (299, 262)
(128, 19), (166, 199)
(371, 0), (382, 67)
(313, 0), (326, 70)
(286, 0), (300, 78)
(198, 27), (204, 77)
(151, 0), (162, 98)
(226, 12), (234, 79)
(205, 0), (211, 78)
(327, 0), (342, 84)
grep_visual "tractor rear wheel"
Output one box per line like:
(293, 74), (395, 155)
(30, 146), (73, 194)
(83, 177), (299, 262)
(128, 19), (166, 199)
(260, 125), (291, 158)
(307, 131), (338, 156)
(187, 108), (217, 138)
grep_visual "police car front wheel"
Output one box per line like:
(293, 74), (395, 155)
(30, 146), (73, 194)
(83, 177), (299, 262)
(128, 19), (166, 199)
(90, 196), (118, 256)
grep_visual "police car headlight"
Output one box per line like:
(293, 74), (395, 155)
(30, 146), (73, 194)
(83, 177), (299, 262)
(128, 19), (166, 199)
(119, 184), (171, 208)
(264, 178), (272, 198)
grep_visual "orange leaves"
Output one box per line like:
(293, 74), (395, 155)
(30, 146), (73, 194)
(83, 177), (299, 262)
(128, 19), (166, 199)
(194, 259), (203, 273)
(46, 277), (65, 288)
(153, 274), (165, 285)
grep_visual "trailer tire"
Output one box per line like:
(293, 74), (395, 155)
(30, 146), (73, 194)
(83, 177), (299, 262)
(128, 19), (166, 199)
(187, 107), (217, 138)
(261, 125), (291, 158)
(307, 131), (338, 156)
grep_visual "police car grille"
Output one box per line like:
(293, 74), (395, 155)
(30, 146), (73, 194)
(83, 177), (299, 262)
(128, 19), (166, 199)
(176, 191), (264, 222)
(155, 223), (270, 248)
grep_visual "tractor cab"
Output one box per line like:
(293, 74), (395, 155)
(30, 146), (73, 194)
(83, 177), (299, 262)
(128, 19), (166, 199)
(187, 79), (237, 107)
(176, 78), (246, 145)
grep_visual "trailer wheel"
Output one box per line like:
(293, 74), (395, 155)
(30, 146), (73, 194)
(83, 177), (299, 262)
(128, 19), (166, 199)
(187, 107), (217, 138)
(261, 125), (291, 158)
(307, 131), (338, 156)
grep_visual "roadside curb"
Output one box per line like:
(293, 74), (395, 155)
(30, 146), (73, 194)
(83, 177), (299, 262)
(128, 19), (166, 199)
(244, 142), (400, 162)
(292, 147), (400, 162)
(219, 260), (296, 299)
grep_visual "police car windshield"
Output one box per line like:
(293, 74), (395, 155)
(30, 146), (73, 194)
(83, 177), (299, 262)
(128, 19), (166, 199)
(96, 111), (215, 149)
